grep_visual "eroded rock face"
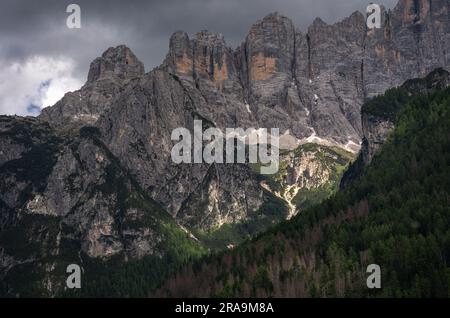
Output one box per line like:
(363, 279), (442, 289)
(96, 69), (266, 224)
(238, 13), (312, 140)
(162, 2), (449, 147)
(175, 163), (264, 230)
(39, 46), (144, 127)
(241, 13), (296, 108)
(87, 45), (145, 83)
(364, 0), (450, 98)
(296, 12), (366, 144)
(360, 114), (396, 164)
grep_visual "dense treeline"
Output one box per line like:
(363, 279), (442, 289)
(154, 85), (450, 297)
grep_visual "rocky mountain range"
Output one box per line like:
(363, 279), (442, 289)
(41, 0), (450, 150)
(0, 0), (449, 296)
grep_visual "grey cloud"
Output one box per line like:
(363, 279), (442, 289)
(1, 0), (398, 72)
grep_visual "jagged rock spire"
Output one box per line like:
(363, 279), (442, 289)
(87, 45), (145, 83)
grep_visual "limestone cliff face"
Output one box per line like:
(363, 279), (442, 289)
(237, 13), (312, 140)
(240, 13), (296, 109)
(364, 0), (450, 98)
(0, 116), (167, 260)
(162, 1), (450, 147)
(39, 46), (144, 127)
(87, 45), (145, 83)
(360, 114), (396, 165)
(95, 68), (265, 229)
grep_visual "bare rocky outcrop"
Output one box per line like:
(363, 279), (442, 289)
(39, 46), (144, 127)
(87, 45), (145, 83)
(364, 0), (450, 98)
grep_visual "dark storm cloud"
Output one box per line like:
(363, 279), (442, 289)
(1, 0), (398, 74)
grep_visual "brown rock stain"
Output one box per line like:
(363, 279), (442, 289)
(194, 56), (209, 77)
(402, 0), (430, 23)
(375, 44), (385, 57)
(125, 51), (135, 66)
(250, 53), (276, 81)
(175, 54), (193, 76)
(213, 56), (229, 90)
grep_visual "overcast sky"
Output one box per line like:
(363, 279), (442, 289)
(0, 0), (398, 116)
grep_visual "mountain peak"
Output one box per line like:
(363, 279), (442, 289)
(344, 10), (365, 24)
(257, 11), (293, 26)
(310, 16), (328, 28)
(393, 0), (436, 24)
(87, 45), (144, 83)
(194, 30), (225, 44)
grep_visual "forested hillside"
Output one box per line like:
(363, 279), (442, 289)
(155, 84), (450, 297)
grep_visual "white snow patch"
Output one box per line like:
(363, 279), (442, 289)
(303, 130), (334, 146)
(343, 140), (361, 153)
(245, 103), (252, 114)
